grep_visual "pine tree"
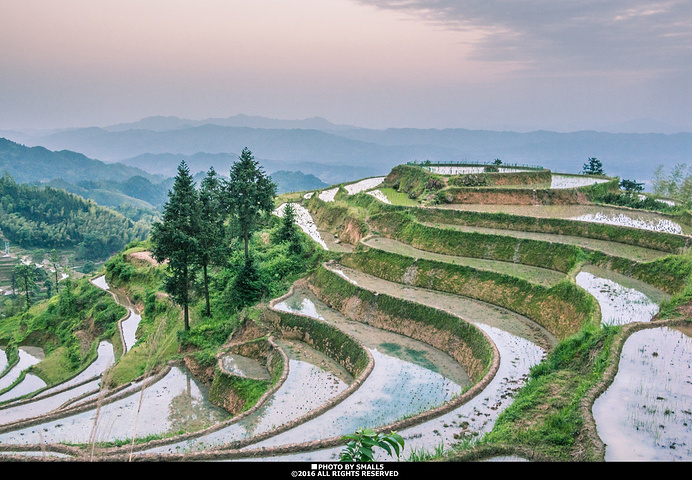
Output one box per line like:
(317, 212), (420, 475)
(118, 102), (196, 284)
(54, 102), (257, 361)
(582, 157), (604, 175)
(231, 255), (264, 309)
(224, 148), (277, 261)
(197, 167), (225, 317)
(151, 161), (200, 330)
(277, 203), (303, 256)
(277, 203), (298, 243)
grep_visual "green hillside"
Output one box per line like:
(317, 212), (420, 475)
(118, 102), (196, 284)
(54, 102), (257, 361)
(0, 137), (162, 185)
(0, 173), (149, 260)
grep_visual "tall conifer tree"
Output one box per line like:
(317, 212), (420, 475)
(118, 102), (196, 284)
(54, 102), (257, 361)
(151, 161), (199, 330)
(197, 167), (225, 317)
(13, 263), (36, 311)
(224, 148), (276, 261)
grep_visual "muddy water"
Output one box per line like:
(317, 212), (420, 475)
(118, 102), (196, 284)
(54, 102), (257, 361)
(275, 287), (472, 387)
(330, 265), (557, 351)
(92, 275), (140, 352)
(434, 204), (692, 236)
(576, 265), (667, 326)
(221, 353), (270, 380)
(363, 236), (565, 287)
(0, 366), (228, 446)
(241, 269), (546, 461)
(0, 347), (44, 393)
(423, 221), (668, 263)
(593, 327), (692, 461)
(142, 339), (352, 454)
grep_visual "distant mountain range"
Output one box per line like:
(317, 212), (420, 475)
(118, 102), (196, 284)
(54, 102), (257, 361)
(0, 137), (162, 185)
(0, 137), (331, 215)
(3, 114), (692, 187)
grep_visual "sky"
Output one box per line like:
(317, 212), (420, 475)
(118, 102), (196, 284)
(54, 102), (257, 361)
(1, 0), (691, 133)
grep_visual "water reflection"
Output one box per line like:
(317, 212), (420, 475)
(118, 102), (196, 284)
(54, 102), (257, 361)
(576, 267), (663, 326)
(0, 366), (227, 446)
(593, 327), (692, 461)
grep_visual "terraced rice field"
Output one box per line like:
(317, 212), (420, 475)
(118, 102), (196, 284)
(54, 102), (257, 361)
(592, 326), (692, 460)
(421, 221), (669, 263)
(1, 166), (690, 462)
(362, 236), (566, 287)
(435, 203), (692, 236)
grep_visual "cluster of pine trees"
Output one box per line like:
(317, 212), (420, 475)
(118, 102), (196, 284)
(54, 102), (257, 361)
(151, 148), (305, 330)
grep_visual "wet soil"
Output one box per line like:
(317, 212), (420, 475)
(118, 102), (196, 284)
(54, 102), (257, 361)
(363, 236), (565, 287)
(422, 221), (668, 262)
(327, 264), (557, 352)
(434, 204), (692, 236)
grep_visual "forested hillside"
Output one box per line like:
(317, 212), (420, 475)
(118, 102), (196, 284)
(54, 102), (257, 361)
(0, 137), (161, 185)
(0, 173), (149, 260)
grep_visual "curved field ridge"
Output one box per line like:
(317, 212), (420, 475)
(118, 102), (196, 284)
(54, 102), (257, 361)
(2, 165), (691, 462)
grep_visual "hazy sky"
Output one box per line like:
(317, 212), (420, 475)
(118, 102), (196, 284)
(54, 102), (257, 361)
(1, 0), (691, 132)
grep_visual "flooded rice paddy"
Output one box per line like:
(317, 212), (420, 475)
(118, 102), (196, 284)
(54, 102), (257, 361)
(275, 286), (471, 388)
(0, 341), (114, 425)
(593, 326), (692, 461)
(243, 268), (546, 461)
(0, 225), (687, 461)
(221, 353), (271, 380)
(327, 264), (557, 353)
(573, 212), (683, 234)
(366, 189), (391, 204)
(549, 175), (611, 189)
(434, 203), (692, 236)
(92, 275), (141, 352)
(142, 338), (354, 454)
(0, 365), (228, 446)
(344, 177), (385, 195)
(0, 348), (7, 373)
(0, 347), (45, 399)
(273, 203), (328, 250)
(576, 265), (667, 326)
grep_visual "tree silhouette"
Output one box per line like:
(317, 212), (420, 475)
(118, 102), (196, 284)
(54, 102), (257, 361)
(582, 157), (604, 175)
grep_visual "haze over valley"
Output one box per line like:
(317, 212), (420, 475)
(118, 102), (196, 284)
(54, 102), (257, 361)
(1, 0), (691, 466)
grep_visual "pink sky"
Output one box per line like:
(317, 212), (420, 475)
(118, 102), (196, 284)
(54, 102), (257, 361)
(1, 0), (690, 132)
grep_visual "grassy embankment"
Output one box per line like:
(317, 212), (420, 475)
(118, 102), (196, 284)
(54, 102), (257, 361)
(307, 185), (692, 461)
(0, 276), (126, 400)
(380, 164), (617, 206)
(309, 265), (494, 385)
(100, 214), (333, 409)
